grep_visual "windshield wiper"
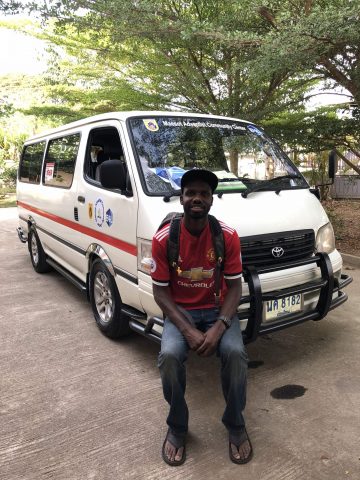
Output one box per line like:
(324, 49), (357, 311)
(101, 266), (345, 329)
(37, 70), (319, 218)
(241, 174), (302, 198)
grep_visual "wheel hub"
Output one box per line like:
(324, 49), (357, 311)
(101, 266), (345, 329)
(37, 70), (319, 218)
(31, 235), (39, 265)
(94, 271), (114, 323)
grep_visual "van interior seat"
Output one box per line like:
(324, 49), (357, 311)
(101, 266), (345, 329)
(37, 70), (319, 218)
(95, 151), (124, 181)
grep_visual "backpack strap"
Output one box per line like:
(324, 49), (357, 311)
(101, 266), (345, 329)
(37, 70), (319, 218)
(167, 213), (183, 270)
(208, 215), (225, 306)
(208, 215), (225, 269)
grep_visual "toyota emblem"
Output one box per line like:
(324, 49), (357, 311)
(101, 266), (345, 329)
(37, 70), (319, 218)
(272, 246), (284, 258)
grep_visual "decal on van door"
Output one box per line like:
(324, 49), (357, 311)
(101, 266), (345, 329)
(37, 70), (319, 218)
(88, 202), (93, 220)
(106, 208), (113, 227)
(95, 198), (105, 227)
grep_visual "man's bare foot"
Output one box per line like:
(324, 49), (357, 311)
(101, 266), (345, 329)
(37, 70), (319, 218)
(229, 429), (253, 464)
(164, 440), (185, 463)
(162, 430), (186, 466)
(230, 440), (252, 462)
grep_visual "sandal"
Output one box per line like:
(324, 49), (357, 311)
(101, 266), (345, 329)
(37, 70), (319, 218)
(229, 428), (253, 464)
(162, 428), (186, 466)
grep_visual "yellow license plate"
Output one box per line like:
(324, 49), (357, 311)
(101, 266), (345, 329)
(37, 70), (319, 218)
(264, 294), (303, 321)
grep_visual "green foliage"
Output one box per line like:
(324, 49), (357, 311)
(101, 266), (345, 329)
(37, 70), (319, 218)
(0, 126), (26, 163)
(0, 116), (30, 190)
(0, 97), (13, 117)
(0, 1), (21, 13)
(0, 165), (17, 187)
(263, 107), (360, 153)
(1, 0), (359, 171)
(253, 0), (360, 106)
(12, 1), (312, 123)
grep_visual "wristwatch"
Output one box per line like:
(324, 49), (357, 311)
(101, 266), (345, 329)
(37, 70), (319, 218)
(218, 315), (231, 329)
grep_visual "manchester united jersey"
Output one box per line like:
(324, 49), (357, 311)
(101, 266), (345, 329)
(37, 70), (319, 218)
(151, 219), (242, 309)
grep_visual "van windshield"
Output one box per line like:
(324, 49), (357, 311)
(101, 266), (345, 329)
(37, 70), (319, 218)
(128, 116), (308, 196)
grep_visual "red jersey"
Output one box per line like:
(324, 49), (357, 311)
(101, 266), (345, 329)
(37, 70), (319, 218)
(151, 218), (242, 309)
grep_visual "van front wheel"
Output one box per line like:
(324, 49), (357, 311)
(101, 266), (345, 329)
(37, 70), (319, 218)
(89, 259), (131, 338)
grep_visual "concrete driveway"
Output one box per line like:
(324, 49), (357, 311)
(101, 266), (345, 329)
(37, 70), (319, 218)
(1, 207), (359, 480)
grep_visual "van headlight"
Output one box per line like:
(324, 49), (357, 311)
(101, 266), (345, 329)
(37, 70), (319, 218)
(315, 222), (335, 254)
(137, 238), (153, 274)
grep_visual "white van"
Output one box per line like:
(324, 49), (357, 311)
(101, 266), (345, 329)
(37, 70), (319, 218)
(16, 111), (352, 343)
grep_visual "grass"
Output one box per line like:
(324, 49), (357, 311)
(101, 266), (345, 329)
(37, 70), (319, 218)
(0, 189), (16, 208)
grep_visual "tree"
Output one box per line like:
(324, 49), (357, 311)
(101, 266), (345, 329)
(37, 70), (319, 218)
(0, 1), (21, 13)
(20, 0), (312, 122)
(264, 107), (360, 154)
(263, 107), (360, 177)
(0, 97), (13, 117)
(255, 0), (360, 108)
(3, 1), (360, 174)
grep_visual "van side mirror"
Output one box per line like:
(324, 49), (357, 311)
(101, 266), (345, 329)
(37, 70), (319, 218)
(98, 159), (131, 195)
(328, 150), (337, 183)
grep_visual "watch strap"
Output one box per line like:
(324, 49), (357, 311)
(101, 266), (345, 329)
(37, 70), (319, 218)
(218, 315), (231, 329)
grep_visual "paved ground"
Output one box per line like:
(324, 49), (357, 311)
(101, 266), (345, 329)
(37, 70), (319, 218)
(1, 208), (359, 480)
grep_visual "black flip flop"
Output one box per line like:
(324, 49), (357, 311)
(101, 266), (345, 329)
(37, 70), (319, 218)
(162, 429), (186, 466)
(229, 428), (253, 464)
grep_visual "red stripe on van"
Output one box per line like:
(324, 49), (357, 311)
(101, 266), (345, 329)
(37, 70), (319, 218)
(17, 201), (138, 256)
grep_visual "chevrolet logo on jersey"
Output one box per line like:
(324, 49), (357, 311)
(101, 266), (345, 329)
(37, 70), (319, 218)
(178, 267), (214, 281)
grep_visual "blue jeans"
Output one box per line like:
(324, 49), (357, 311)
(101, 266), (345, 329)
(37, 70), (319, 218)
(158, 307), (248, 436)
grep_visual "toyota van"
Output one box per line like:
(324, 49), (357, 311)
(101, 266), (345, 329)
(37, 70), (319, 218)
(16, 112), (352, 343)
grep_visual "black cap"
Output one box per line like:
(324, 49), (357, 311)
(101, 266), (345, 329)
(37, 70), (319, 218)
(181, 169), (218, 193)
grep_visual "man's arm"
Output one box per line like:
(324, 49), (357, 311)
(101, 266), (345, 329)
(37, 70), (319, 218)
(196, 277), (242, 357)
(153, 284), (205, 350)
(218, 276), (243, 319)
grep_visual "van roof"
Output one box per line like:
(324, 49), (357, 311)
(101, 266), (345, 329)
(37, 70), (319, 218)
(24, 111), (252, 143)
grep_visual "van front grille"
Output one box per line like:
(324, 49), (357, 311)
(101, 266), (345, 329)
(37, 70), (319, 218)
(241, 229), (315, 268)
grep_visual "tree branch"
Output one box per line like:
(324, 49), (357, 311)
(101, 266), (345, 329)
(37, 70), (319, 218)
(334, 148), (360, 175)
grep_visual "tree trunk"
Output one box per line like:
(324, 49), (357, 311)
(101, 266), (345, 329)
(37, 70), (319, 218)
(229, 149), (238, 175)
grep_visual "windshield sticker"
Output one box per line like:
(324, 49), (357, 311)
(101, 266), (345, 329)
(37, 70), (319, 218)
(214, 170), (238, 180)
(161, 119), (246, 131)
(151, 166), (185, 189)
(106, 208), (113, 227)
(143, 119), (159, 131)
(88, 202), (93, 220)
(95, 198), (105, 227)
(45, 162), (55, 181)
(247, 125), (263, 136)
(213, 170), (246, 191)
(216, 181), (247, 191)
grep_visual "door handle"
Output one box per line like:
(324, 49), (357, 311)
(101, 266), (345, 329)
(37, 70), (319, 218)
(77, 195), (85, 204)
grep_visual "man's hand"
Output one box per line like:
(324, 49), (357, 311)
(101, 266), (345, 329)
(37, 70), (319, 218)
(184, 327), (206, 351)
(196, 321), (226, 357)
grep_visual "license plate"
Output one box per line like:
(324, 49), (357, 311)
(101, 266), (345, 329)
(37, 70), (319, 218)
(264, 294), (303, 321)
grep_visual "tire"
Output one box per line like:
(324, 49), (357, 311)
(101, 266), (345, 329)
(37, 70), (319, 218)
(28, 227), (52, 273)
(89, 258), (131, 338)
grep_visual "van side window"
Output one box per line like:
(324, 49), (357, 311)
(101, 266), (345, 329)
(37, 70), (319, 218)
(84, 127), (125, 183)
(19, 141), (45, 184)
(44, 134), (80, 188)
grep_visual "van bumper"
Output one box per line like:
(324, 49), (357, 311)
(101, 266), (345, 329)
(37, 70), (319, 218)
(241, 252), (352, 343)
(137, 252), (352, 345)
